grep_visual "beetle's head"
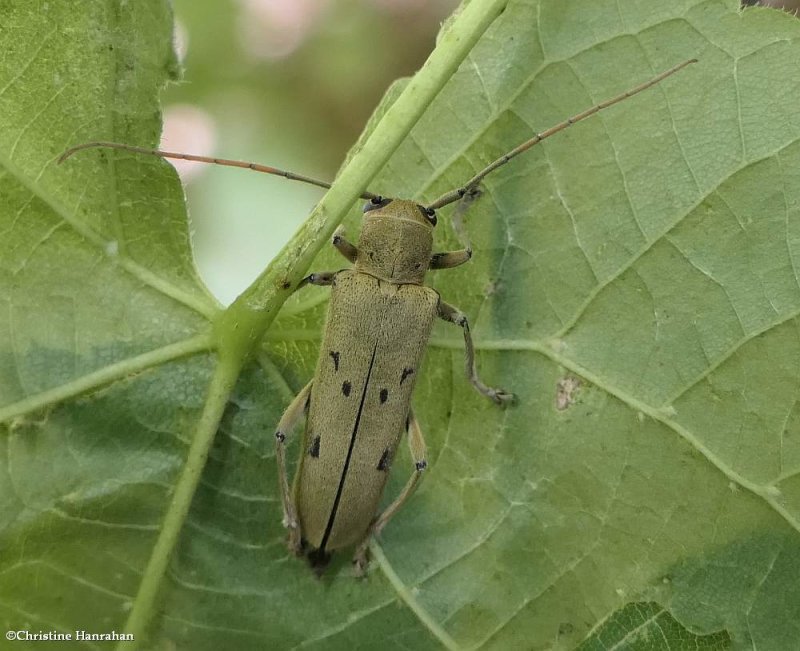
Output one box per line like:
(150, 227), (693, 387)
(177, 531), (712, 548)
(355, 197), (436, 284)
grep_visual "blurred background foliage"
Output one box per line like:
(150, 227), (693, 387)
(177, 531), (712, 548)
(163, 0), (799, 305)
(162, 0), (458, 304)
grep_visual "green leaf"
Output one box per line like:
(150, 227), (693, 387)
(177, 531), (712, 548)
(576, 602), (732, 650)
(3, 0), (800, 650)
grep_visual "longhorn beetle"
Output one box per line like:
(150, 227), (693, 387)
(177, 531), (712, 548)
(61, 58), (696, 574)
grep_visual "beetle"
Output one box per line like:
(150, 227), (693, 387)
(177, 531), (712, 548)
(273, 188), (511, 573)
(60, 58), (695, 575)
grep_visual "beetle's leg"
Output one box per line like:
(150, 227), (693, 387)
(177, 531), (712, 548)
(437, 300), (514, 405)
(274, 381), (313, 555)
(430, 249), (471, 270)
(372, 409), (428, 537)
(333, 227), (358, 263)
(352, 408), (428, 576)
(430, 186), (481, 269)
(298, 271), (337, 288)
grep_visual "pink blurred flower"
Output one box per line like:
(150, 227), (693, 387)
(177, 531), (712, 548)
(235, 0), (331, 60)
(159, 105), (218, 182)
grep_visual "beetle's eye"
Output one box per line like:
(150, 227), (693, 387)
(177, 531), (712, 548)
(363, 196), (393, 213)
(418, 205), (437, 226)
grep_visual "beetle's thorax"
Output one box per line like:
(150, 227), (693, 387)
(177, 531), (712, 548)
(354, 199), (434, 285)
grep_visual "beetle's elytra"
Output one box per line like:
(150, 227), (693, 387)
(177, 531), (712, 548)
(59, 58), (696, 576)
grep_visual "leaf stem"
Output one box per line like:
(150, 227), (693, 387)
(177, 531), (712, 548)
(0, 334), (213, 423)
(120, 351), (243, 649)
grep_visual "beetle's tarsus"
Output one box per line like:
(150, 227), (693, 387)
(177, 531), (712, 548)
(283, 515), (303, 555)
(352, 547), (370, 577)
(490, 388), (515, 405)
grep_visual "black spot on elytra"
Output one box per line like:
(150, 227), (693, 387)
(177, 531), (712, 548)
(400, 368), (414, 385)
(329, 351), (340, 372)
(308, 435), (320, 458)
(342, 380), (351, 397)
(377, 447), (392, 471)
(380, 388), (388, 404)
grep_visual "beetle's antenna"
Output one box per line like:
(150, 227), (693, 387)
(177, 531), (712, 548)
(426, 58), (697, 211)
(58, 141), (381, 201)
